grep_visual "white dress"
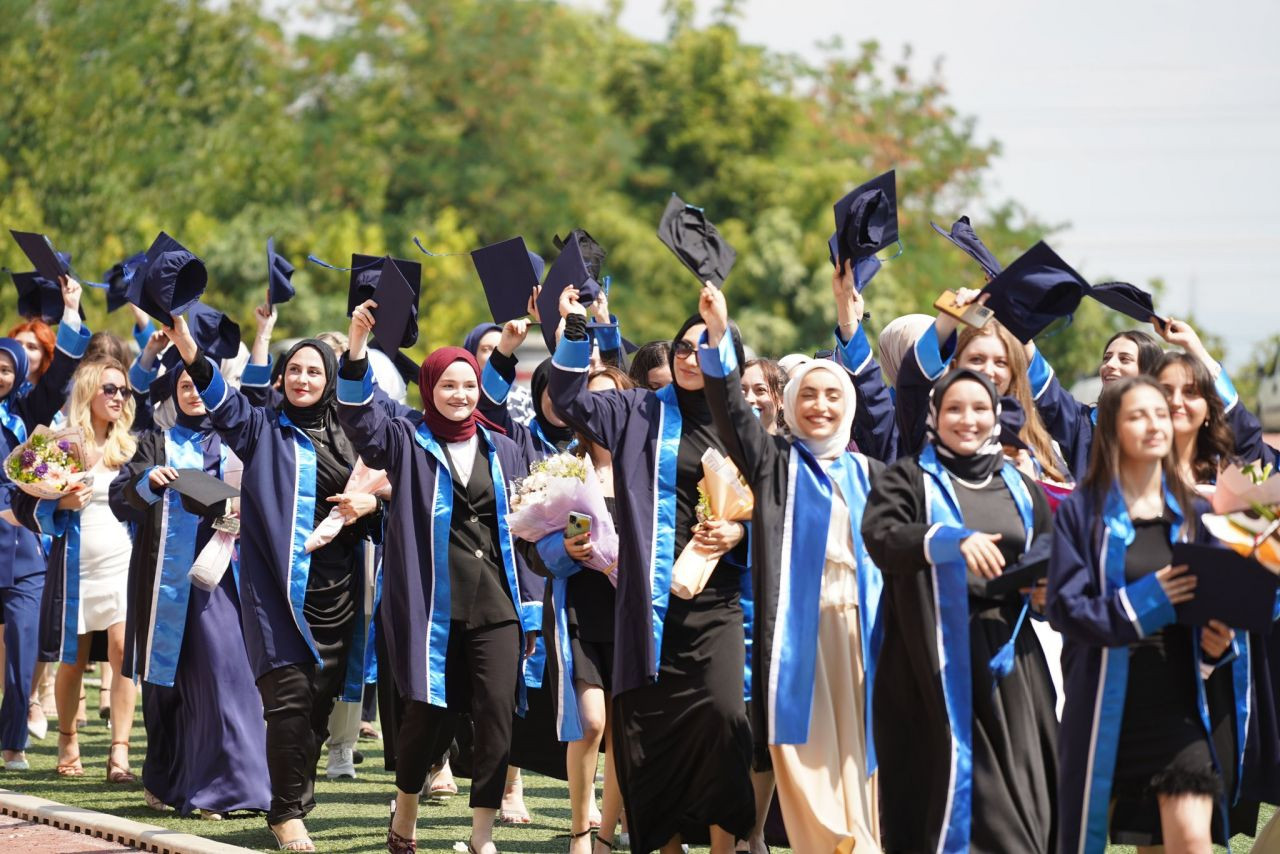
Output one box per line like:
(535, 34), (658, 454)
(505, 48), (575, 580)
(76, 460), (131, 633)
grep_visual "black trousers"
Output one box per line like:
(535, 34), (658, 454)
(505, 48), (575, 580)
(256, 627), (351, 825)
(395, 620), (519, 808)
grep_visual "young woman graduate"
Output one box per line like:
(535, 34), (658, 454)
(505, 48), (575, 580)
(14, 355), (142, 784)
(108, 360), (271, 819)
(548, 286), (755, 854)
(1046, 375), (1241, 853)
(336, 300), (542, 854)
(160, 314), (378, 852)
(861, 368), (1059, 854)
(696, 275), (887, 853)
(738, 358), (785, 436)
(0, 276), (90, 770)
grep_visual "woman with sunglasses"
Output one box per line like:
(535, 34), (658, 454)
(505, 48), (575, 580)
(0, 276), (89, 772)
(13, 356), (140, 783)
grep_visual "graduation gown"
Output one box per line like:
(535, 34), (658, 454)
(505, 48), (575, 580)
(334, 363), (541, 710)
(861, 448), (1058, 854)
(108, 426), (270, 815)
(1046, 484), (1250, 853)
(190, 360), (367, 701)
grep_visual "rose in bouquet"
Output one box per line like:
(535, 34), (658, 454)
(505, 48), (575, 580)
(4, 426), (90, 499)
(507, 452), (619, 578)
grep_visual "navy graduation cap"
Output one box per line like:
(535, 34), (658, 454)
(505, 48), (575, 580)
(472, 237), (544, 324)
(127, 232), (208, 325)
(267, 237), (296, 307)
(10, 271), (66, 323)
(831, 170), (898, 268)
(552, 229), (606, 282)
(357, 256), (421, 352)
(978, 241), (1090, 343)
(536, 237), (602, 353)
(9, 230), (71, 282)
(103, 252), (147, 313)
(657, 193), (737, 288)
(186, 303), (242, 361)
(1088, 281), (1164, 325)
(930, 216), (1003, 279)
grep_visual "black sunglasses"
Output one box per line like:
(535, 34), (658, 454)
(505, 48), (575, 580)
(100, 383), (129, 399)
(673, 340), (697, 357)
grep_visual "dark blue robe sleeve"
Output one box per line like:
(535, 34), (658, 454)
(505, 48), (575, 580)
(1026, 347), (1093, 480)
(894, 324), (955, 457)
(240, 357), (283, 409)
(834, 323), (898, 464)
(548, 333), (643, 452)
(13, 323), (90, 432)
(334, 363), (405, 472)
(698, 330), (777, 487)
(109, 431), (166, 525)
(188, 355), (272, 464)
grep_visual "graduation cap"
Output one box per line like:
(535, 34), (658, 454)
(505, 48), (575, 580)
(1172, 543), (1279, 633)
(982, 536), (1051, 598)
(471, 237), (543, 324)
(824, 241), (884, 293)
(831, 170), (898, 269)
(266, 237), (296, 307)
(366, 257), (420, 352)
(127, 232), (208, 325)
(978, 241), (1090, 344)
(344, 253), (422, 348)
(536, 238), (603, 353)
(9, 230), (71, 282)
(102, 252), (147, 313)
(657, 193), (737, 288)
(186, 303), (242, 361)
(1088, 281), (1164, 325)
(552, 229), (606, 281)
(998, 396), (1030, 451)
(10, 271), (66, 323)
(169, 468), (239, 518)
(931, 216), (1003, 279)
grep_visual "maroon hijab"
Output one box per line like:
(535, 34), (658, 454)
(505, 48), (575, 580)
(418, 347), (504, 442)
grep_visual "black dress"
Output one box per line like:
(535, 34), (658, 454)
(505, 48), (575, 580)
(862, 457), (1059, 854)
(611, 405), (756, 852)
(564, 495), (619, 691)
(1110, 517), (1220, 845)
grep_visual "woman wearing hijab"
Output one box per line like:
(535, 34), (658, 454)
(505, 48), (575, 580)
(465, 321), (535, 426)
(861, 369), (1058, 853)
(548, 286), (754, 854)
(161, 314), (378, 852)
(696, 281), (886, 852)
(337, 300), (541, 854)
(108, 360), (271, 818)
(0, 277), (90, 771)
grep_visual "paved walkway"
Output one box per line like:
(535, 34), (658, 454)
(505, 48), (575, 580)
(0, 814), (133, 853)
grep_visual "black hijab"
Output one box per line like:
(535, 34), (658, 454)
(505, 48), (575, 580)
(925, 369), (1005, 482)
(668, 314), (745, 424)
(278, 341), (357, 512)
(166, 363), (214, 433)
(530, 358), (575, 448)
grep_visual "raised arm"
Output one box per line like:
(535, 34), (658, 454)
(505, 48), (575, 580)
(14, 281), (90, 430)
(830, 259), (897, 463)
(696, 283), (779, 487)
(478, 319), (532, 436)
(895, 323), (956, 457)
(1023, 343), (1094, 481)
(334, 299), (408, 472)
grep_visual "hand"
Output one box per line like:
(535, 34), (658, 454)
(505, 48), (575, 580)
(347, 299), (376, 361)
(1200, 619), (1235, 659)
(590, 290), (611, 325)
(935, 286), (985, 341)
(527, 286), (542, 323)
(1008, 448), (1037, 479)
(161, 314), (199, 365)
(564, 531), (594, 563)
(960, 532), (1005, 580)
(1154, 317), (1213, 366)
(327, 492), (378, 526)
(57, 483), (92, 512)
(59, 275), (82, 313)
(254, 303), (277, 338)
(698, 282), (728, 346)
(559, 285), (586, 319)
(832, 259), (865, 330)
(140, 330), (168, 367)
(148, 466), (180, 489)
(1021, 578), (1049, 612)
(1155, 563), (1196, 605)
(497, 319), (529, 357)
(524, 631), (538, 659)
(693, 518), (745, 557)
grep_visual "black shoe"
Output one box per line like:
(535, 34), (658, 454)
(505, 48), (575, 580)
(353, 749), (364, 765)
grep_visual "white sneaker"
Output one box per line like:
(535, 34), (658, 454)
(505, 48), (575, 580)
(326, 745), (357, 779)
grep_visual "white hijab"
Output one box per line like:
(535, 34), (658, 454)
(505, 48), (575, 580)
(877, 313), (935, 387)
(782, 358), (858, 461)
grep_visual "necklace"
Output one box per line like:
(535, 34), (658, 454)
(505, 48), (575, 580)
(952, 473), (994, 490)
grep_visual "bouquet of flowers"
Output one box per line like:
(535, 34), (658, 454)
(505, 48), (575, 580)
(670, 448), (754, 600)
(1202, 462), (1280, 572)
(4, 426), (90, 499)
(506, 452), (619, 578)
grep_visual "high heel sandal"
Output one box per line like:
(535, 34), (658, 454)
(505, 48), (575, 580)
(386, 819), (417, 853)
(593, 836), (615, 853)
(55, 730), (83, 777)
(106, 740), (135, 784)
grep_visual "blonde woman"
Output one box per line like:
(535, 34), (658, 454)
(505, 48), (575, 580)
(14, 358), (138, 780)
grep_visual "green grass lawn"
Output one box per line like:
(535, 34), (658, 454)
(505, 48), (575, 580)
(1, 683), (1270, 852)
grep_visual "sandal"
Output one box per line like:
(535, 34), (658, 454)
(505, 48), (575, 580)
(593, 836), (615, 853)
(386, 817), (417, 853)
(106, 740), (136, 784)
(143, 789), (170, 812)
(270, 824), (316, 851)
(55, 730), (83, 777)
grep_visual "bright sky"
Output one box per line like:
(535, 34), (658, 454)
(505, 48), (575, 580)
(570, 0), (1280, 369)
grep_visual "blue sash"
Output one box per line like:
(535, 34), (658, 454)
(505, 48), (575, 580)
(278, 414), (321, 668)
(0, 399), (27, 444)
(414, 423), (455, 708)
(917, 445), (1034, 853)
(649, 385), (682, 677)
(143, 428), (204, 686)
(60, 519), (81, 664)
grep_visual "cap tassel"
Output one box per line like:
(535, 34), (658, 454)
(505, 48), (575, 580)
(987, 595), (1032, 691)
